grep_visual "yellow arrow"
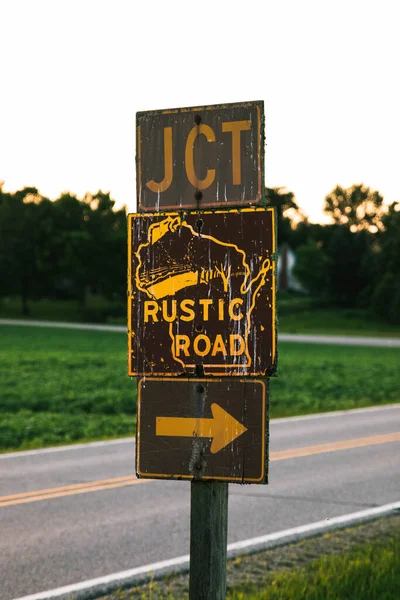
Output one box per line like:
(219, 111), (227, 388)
(156, 403), (248, 454)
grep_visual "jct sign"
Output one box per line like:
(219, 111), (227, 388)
(137, 101), (264, 211)
(128, 208), (276, 377)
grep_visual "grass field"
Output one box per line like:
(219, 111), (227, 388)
(0, 326), (136, 450)
(279, 308), (400, 337)
(227, 526), (400, 600)
(1, 325), (399, 451)
(277, 293), (400, 337)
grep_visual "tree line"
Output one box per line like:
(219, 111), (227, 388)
(0, 185), (126, 316)
(266, 184), (400, 324)
(0, 182), (399, 323)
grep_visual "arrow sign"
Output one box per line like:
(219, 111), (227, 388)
(156, 403), (247, 454)
(137, 379), (267, 482)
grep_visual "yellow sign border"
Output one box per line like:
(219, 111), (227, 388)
(136, 378), (267, 483)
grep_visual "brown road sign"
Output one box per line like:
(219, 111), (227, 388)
(137, 101), (264, 212)
(136, 378), (268, 483)
(128, 208), (276, 377)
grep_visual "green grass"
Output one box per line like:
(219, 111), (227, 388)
(276, 292), (400, 337)
(0, 411), (135, 450)
(270, 342), (400, 417)
(279, 308), (400, 337)
(227, 527), (400, 600)
(0, 325), (399, 451)
(0, 326), (136, 451)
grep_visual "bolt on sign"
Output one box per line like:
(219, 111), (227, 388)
(128, 207), (276, 377)
(136, 378), (268, 483)
(136, 101), (264, 211)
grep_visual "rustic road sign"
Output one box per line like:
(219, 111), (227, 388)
(132, 100), (273, 598)
(128, 207), (276, 377)
(137, 101), (264, 212)
(136, 378), (268, 483)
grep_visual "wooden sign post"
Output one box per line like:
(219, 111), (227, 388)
(129, 101), (276, 599)
(189, 480), (229, 600)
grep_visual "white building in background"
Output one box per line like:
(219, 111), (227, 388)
(277, 244), (306, 292)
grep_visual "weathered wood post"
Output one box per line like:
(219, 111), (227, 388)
(188, 378), (229, 599)
(189, 481), (229, 600)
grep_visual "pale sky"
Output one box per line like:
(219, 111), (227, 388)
(0, 0), (399, 223)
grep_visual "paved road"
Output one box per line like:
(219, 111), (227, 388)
(1, 405), (399, 600)
(1, 318), (400, 347)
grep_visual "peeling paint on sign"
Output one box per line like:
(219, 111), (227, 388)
(128, 208), (276, 377)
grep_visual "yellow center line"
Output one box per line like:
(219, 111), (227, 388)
(1, 432), (399, 508)
(270, 432), (400, 461)
(0, 477), (145, 508)
(0, 474), (139, 502)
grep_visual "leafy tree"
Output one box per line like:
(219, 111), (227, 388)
(292, 220), (377, 309)
(0, 186), (47, 314)
(33, 197), (59, 298)
(51, 192), (92, 305)
(264, 187), (300, 245)
(83, 190), (127, 301)
(293, 241), (333, 297)
(323, 225), (375, 307)
(371, 202), (400, 322)
(0, 181), (9, 205)
(289, 220), (331, 249)
(0, 184), (129, 317)
(324, 184), (385, 231)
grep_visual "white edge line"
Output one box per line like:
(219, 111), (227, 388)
(10, 554), (191, 600)
(0, 319), (126, 332)
(2, 403), (399, 460)
(11, 501), (400, 600)
(279, 333), (400, 347)
(0, 438), (135, 460)
(227, 500), (400, 553)
(271, 403), (400, 425)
